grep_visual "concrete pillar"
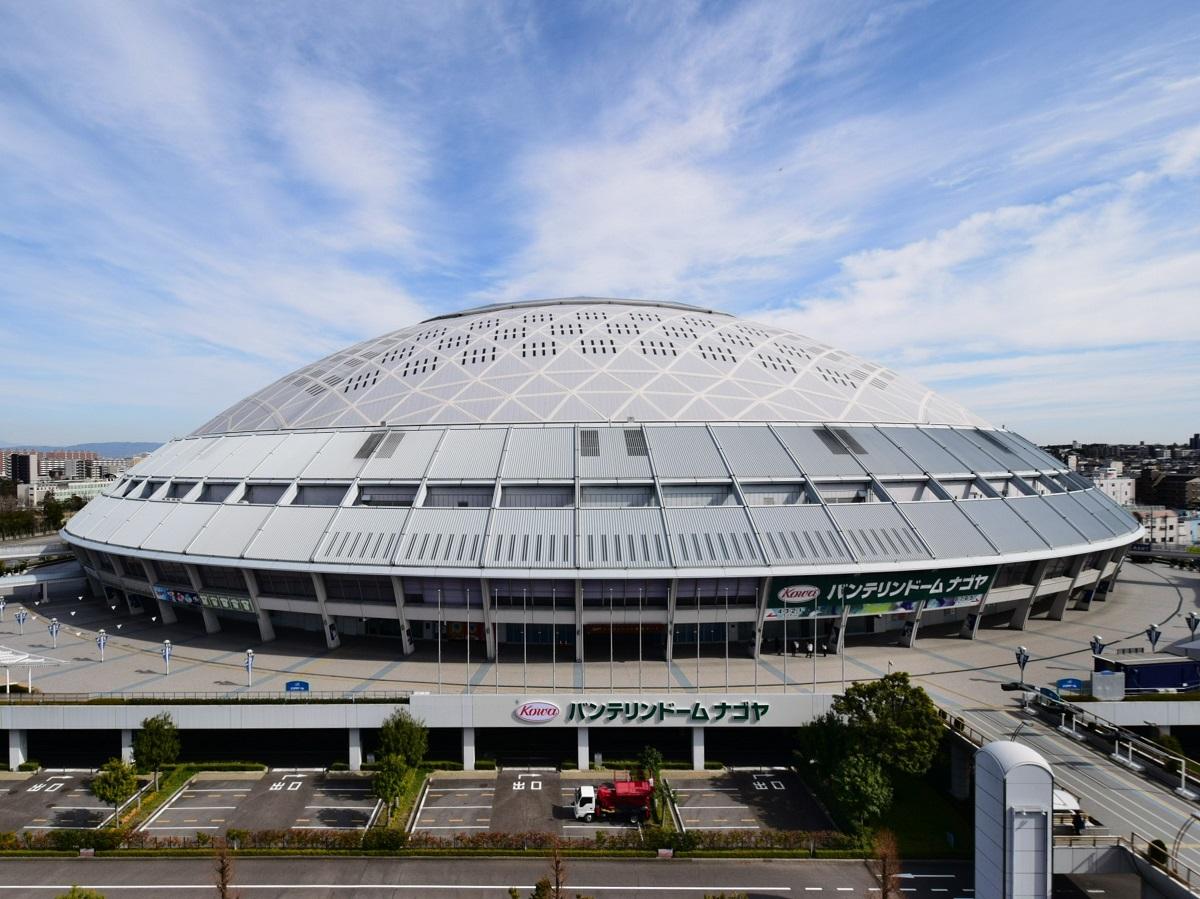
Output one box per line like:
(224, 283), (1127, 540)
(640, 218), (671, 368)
(574, 579), (585, 664)
(121, 729), (134, 764)
(40, 582), (48, 604)
(1045, 590), (1071, 622)
(1009, 561), (1049, 631)
(960, 602), (985, 639)
(479, 578), (494, 661)
(390, 576), (415, 656)
(752, 577), (770, 661)
(899, 600), (927, 647)
(241, 571), (277, 643)
(310, 573), (341, 649)
(348, 728), (362, 772)
(577, 726), (589, 771)
(1076, 549), (1115, 611)
(154, 596), (178, 625)
(691, 727), (705, 771)
(8, 729), (27, 771)
(462, 727), (476, 772)
(665, 579), (678, 660)
(949, 741), (971, 801)
(184, 564), (221, 634)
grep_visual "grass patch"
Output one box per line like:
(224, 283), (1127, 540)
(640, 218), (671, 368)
(877, 775), (970, 858)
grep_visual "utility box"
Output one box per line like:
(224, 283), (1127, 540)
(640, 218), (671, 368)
(975, 741), (1053, 899)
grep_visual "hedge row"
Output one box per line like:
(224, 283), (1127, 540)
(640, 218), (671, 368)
(0, 826), (854, 853)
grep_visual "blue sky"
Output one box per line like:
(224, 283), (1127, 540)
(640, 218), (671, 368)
(1, 1), (1197, 446)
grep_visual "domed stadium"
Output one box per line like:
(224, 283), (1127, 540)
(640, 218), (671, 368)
(61, 297), (1142, 664)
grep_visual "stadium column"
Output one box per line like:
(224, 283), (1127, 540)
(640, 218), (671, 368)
(121, 729), (134, 764)
(1075, 549), (1115, 611)
(1048, 554), (1089, 621)
(462, 727), (476, 772)
(8, 729), (27, 770)
(109, 556), (144, 615)
(574, 578), (584, 675)
(348, 728), (362, 772)
(138, 559), (177, 625)
(1009, 559), (1050, 631)
(665, 579), (678, 661)
(389, 575), (415, 655)
(184, 564), (221, 634)
(691, 726), (705, 770)
(898, 599), (927, 647)
(1104, 546), (1130, 598)
(577, 726), (589, 771)
(240, 570), (277, 643)
(752, 577), (771, 661)
(310, 573), (341, 649)
(479, 577), (496, 660)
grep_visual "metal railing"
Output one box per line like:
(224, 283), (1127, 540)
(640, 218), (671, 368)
(936, 707), (988, 747)
(1056, 831), (1200, 890)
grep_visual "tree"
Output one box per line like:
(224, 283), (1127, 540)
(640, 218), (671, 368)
(56, 889), (106, 899)
(794, 711), (854, 774)
(91, 758), (137, 824)
(831, 673), (943, 776)
(372, 754), (408, 825)
(133, 712), (180, 790)
(830, 755), (893, 832)
(41, 493), (64, 530)
(872, 829), (901, 899)
(215, 842), (239, 899)
(64, 494), (87, 513)
(638, 745), (663, 781)
(378, 709), (428, 767)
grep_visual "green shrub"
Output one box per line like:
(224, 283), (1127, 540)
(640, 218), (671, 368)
(17, 761), (40, 772)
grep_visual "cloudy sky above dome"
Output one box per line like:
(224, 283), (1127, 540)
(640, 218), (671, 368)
(1, 1), (1197, 445)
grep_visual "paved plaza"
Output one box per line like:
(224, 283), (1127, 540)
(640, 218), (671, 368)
(0, 563), (1195, 703)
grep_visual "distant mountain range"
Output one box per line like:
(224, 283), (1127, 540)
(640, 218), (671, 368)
(0, 441), (162, 456)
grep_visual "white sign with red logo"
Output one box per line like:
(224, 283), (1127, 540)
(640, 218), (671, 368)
(514, 700), (561, 724)
(776, 584), (821, 604)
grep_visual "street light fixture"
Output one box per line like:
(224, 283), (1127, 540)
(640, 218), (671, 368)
(161, 640), (172, 674)
(1089, 634), (1106, 656)
(0, 598), (6, 621)
(1146, 623), (1162, 653)
(1187, 613), (1200, 641)
(96, 629), (108, 662)
(14, 609), (28, 636)
(47, 617), (61, 649)
(1015, 645), (1030, 685)
(245, 649), (254, 688)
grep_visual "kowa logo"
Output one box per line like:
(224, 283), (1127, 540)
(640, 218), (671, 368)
(514, 700), (561, 724)
(777, 584), (821, 603)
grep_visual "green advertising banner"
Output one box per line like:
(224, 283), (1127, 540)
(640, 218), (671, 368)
(766, 565), (998, 619)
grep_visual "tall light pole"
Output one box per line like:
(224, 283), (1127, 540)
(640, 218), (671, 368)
(15, 609), (28, 636)
(1090, 634), (1106, 657)
(437, 588), (443, 694)
(1015, 645), (1030, 685)
(551, 588), (557, 693)
(465, 588), (471, 696)
(1187, 613), (1200, 642)
(523, 588), (529, 692)
(0, 597), (6, 620)
(96, 629), (108, 662)
(161, 639), (172, 674)
(48, 617), (60, 649)
(608, 587), (614, 692)
(638, 587), (644, 695)
(723, 587), (730, 691)
(245, 649), (254, 688)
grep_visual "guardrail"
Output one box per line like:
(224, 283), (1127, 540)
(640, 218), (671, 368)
(1, 690), (413, 705)
(1056, 831), (1200, 890)
(936, 707), (988, 748)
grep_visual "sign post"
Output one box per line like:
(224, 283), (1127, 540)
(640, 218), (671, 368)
(1146, 623), (1162, 653)
(96, 629), (107, 662)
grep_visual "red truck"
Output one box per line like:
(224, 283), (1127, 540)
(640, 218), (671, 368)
(571, 779), (654, 824)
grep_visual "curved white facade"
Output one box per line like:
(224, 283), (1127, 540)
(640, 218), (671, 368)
(62, 299), (1140, 655)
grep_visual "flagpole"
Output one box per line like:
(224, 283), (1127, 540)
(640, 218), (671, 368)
(522, 588), (528, 692)
(551, 588), (557, 693)
(783, 605), (788, 692)
(608, 587), (614, 692)
(695, 598), (701, 694)
(494, 587), (500, 694)
(437, 588), (443, 694)
(638, 587), (643, 695)
(465, 587), (471, 695)
(724, 587), (729, 691)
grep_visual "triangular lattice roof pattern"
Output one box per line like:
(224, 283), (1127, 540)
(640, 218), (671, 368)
(193, 298), (987, 435)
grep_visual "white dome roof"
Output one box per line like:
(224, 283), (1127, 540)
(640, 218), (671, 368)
(193, 298), (987, 435)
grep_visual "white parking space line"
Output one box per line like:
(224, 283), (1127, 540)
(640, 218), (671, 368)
(682, 804), (751, 810)
(412, 824), (491, 829)
(684, 825), (761, 830)
(144, 826), (221, 831)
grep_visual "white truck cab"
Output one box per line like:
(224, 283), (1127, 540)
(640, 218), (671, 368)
(573, 785), (597, 821)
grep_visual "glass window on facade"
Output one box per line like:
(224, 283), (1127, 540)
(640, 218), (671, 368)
(153, 559), (191, 586)
(491, 578), (574, 608)
(675, 577), (759, 608)
(401, 576), (482, 607)
(252, 569), (317, 599)
(323, 573), (395, 604)
(661, 485), (736, 507)
(424, 485), (493, 508)
(198, 565), (248, 593)
(581, 579), (670, 608)
(292, 484), (350, 506)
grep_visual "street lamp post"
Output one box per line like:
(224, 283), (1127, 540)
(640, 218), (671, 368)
(48, 617), (60, 649)
(1089, 634), (1106, 657)
(15, 609), (28, 636)
(96, 629), (108, 662)
(1147, 623), (1162, 653)
(161, 639), (172, 674)
(1015, 645), (1030, 685)
(0, 597), (6, 621)
(1187, 613), (1200, 641)
(245, 649), (254, 688)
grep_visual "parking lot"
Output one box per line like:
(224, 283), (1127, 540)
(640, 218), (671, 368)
(670, 770), (832, 832)
(138, 771), (379, 836)
(0, 772), (148, 832)
(412, 771), (648, 837)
